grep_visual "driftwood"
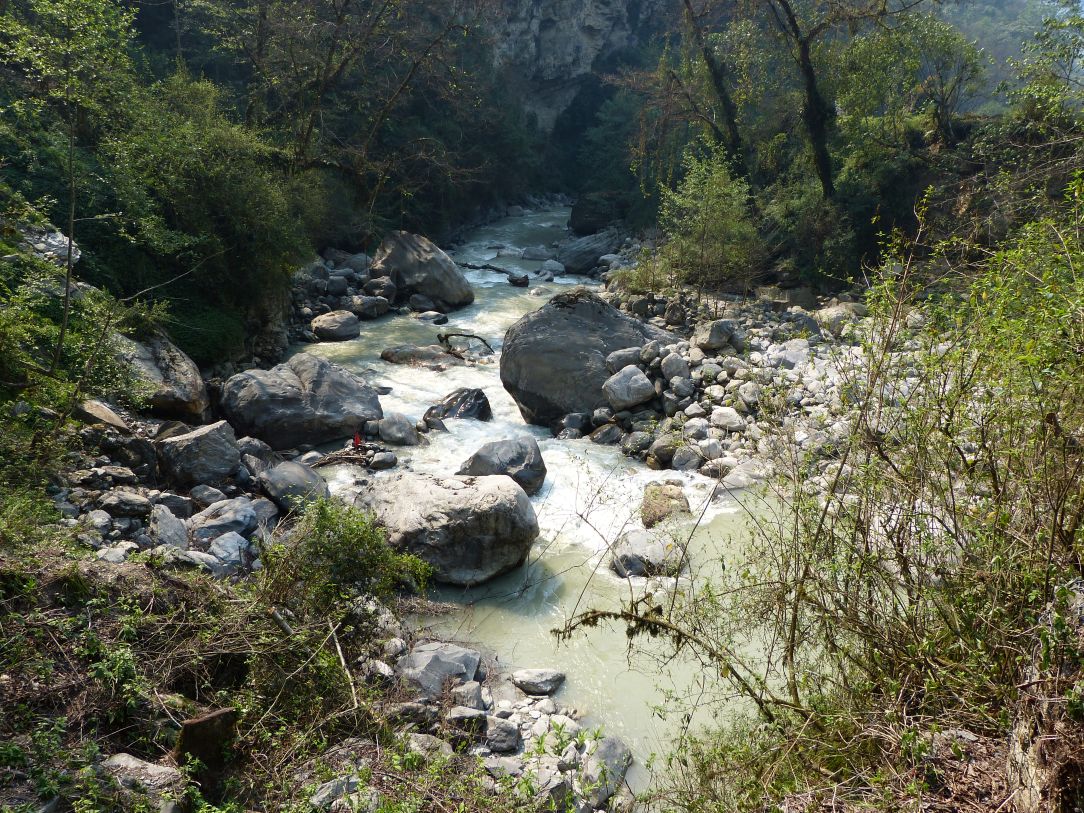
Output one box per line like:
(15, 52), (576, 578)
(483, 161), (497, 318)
(459, 261), (510, 275)
(437, 331), (494, 354)
(310, 447), (381, 468)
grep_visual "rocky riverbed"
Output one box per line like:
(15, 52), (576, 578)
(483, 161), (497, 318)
(36, 200), (898, 810)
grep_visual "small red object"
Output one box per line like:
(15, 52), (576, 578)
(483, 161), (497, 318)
(353, 431), (362, 450)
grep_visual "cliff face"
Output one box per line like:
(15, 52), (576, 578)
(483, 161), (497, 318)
(494, 0), (673, 132)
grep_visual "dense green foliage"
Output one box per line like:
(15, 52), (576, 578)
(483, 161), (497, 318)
(576, 0), (1083, 290)
(0, 0), (544, 364)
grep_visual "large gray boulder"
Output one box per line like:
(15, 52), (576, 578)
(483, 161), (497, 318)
(397, 641), (481, 699)
(310, 310), (360, 341)
(117, 335), (209, 420)
(220, 353), (382, 450)
(258, 461), (330, 512)
(377, 413), (421, 446)
(500, 289), (675, 427)
(556, 231), (621, 274)
(369, 231), (474, 310)
(693, 319), (739, 351)
(350, 473), (538, 586)
(457, 437), (547, 495)
(156, 421), (240, 487)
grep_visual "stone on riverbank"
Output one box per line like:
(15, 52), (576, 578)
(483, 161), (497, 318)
(396, 641), (482, 699)
(556, 231), (621, 274)
(220, 353), (382, 450)
(350, 473), (538, 586)
(500, 289), (674, 427)
(156, 421), (241, 487)
(602, 365), (655, 410)
(311, 310), (360, 341)
(116, 335), (209, 420)
(370, 231), (474, 310)
(577, 737), (632, 807)
(512, 668), (565, 696)
(258, 461), (329, 512)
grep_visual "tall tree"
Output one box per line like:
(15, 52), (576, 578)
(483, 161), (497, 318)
(745, 0), (928, 198)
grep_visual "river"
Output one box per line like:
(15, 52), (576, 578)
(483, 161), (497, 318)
(302, 207), (751, 789)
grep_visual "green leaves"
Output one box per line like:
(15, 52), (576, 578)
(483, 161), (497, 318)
(0, 0), (136, 120)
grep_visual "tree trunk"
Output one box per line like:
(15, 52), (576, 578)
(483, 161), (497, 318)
(682, 0), (745, 173)
(797, 38), (834, 199)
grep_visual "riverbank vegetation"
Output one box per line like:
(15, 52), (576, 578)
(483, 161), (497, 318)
(0, 0), (544, 365)
(1, 497), (527, 812)
(562, 1), (1084, 809)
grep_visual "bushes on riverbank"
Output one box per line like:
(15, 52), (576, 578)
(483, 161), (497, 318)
(565, 185), (1084, 810)
(0, 498), (510, 812)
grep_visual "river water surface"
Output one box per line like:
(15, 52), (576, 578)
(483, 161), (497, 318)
(302, 208), (751, 788)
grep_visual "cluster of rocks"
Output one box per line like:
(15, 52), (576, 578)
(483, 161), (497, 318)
(500, 287), (869, 489)
(286, 232), (476, 344)
(60, 346), (555, 590)
(344, 639), (635, 813)
(50, 416), (336, 576)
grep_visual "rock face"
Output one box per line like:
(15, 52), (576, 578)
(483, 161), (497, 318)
(369, 231), (474, 310)
(258, 461), (330, 511)
(220, 353), (382, 450)
(350, 473), (538, 586)
(556, 231), (621, 274)
(156, 421), (240, 486)
(493, 0), (672, 132)
(500, 289), (674, 427)
(457, 436), (547, 495)
(117, 335), (209, 420)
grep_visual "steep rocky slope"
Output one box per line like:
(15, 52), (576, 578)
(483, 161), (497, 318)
(494, 0), (673, 131)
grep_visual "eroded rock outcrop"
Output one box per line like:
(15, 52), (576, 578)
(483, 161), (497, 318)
(493, 0), (672, 132)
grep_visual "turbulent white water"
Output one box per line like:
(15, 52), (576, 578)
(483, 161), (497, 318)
(303, 207), (751, 787)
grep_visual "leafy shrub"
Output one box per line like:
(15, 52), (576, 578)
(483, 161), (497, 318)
(259, 498), (431, 616)
(650, 144), (765, 292)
